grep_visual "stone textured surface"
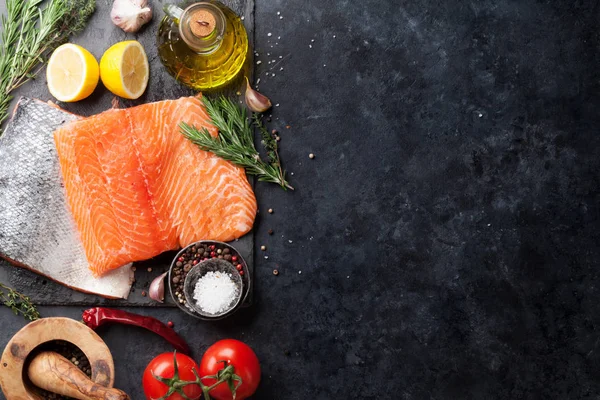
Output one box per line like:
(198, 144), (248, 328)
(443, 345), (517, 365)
(2, 0), (600, 399)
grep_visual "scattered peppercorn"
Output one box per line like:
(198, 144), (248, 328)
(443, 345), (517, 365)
(268, 208), (273, 214)
(286, 125), (291, 129)
(260, 245), (266, 251)
(271, 129), (277, 134)
(273, 269), (279, 275)
(167, 321), (174, 328)
(309, 153), (315, 159)
(132, 266), (136, 272)
(142, 291), (147, 297)
(147, 267), (152, 272)
(268, 229), (274, 235)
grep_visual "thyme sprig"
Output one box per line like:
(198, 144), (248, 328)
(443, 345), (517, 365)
(0, 0), (96, 130)
(0, 283), (40, 321)
(180, 96), (293, 190)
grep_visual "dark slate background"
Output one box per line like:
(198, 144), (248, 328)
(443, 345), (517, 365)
(2, 0), (600, 399)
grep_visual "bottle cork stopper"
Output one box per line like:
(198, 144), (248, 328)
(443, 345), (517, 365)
(189, 9), (216, 38)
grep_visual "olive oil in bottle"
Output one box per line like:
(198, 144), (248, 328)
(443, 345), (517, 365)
(158, 1), (248, 91)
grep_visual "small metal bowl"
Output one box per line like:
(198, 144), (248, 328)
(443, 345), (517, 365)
(168, 240), (251, 320)
(183, 259), (243, 319)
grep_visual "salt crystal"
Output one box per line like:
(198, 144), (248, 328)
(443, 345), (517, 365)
(298, 271), (302, 274)
(277, 11), (280, 15)
(279, 56), (283, 58)
(193, 271), (239, 315)
(275, 103), (280, 107)
(309, 45), (312, 49)
(268, 32), (272, 37)
(288, 240), (293, 243)
(241, 16), (245, 20)
(279, 16), (283, 19)
(256, 60), (262, 64)
(277, 36), (281, 40)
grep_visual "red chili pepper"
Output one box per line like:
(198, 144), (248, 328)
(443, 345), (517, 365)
(232, 256), (238, 262)
(82, 308), (190, 355)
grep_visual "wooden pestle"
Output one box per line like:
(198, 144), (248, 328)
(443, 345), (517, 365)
(27, 351), (130, 400)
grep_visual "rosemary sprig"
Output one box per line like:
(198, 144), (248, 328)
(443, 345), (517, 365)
(0, 283), (40, 321)
(0, 0), (96, 130)
(180, 96), (293, 190)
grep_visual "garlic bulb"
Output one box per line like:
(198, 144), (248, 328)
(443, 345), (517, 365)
(111, 0), (152, 33)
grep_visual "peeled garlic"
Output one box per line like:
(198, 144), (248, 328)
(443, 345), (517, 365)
(245, 76), (272, 113)
(111, 0), (152, 33)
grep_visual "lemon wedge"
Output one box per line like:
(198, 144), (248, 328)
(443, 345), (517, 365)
(46, 44), (99, 102)
(100, 41), (149, 100)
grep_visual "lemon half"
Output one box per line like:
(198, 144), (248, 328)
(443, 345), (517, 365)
(100, 41), (149, 100)
(47, 44), (99, 102)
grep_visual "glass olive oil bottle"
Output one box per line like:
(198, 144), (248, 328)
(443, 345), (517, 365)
(158, 1), (248, 91)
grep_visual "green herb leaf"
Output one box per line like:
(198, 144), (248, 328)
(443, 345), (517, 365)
(0, 283), (40, 321)
(180, 96), (294, 191)
(0, 0), (96, 131)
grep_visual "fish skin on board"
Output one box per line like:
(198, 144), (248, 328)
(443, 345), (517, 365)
(0, 98), (133, 299)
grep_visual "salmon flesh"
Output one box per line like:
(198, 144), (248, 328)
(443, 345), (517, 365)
(54, 96), (257, 277)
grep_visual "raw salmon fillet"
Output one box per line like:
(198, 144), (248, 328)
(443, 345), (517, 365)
(54, 96), (257, 276)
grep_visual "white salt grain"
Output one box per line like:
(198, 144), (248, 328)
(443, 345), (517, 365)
(193, 271), (238, 315)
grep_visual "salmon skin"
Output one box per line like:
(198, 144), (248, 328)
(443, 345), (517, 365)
(0, 98), (133, 298)
(54, 96), (257, 277)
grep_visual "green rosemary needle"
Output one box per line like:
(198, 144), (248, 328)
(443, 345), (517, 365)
(0, 0), (96, 130)
(180, 96), (293, 191)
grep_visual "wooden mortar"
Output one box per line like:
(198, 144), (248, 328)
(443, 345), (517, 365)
(0, 317), (129, 399)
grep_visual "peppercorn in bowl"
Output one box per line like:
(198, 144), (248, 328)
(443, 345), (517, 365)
(168, 240), (251, 320)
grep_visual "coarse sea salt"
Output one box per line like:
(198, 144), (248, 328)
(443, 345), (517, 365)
(193, 271), (239, 315)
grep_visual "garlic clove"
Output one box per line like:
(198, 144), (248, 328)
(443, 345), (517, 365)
(111, 0), (153, 33)
(244, 76), (272, 113)
(148, 271), (168, 303)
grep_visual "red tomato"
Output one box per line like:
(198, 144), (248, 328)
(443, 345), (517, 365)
(199, 339), (261, 400)
(143, 352), (203, 400)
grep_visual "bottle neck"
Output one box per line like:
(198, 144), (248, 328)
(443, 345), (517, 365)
(179, 2), (226, 54)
